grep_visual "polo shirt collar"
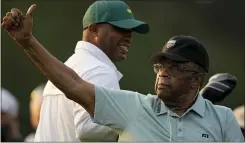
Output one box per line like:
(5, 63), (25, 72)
(155, 94), (205, 118)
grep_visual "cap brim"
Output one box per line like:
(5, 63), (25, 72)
(148, 52), (190, 64)
(108, 19), (149, 34)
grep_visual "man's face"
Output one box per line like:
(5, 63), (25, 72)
(95, 23), (133, 62)
(154, 58), (201, 103)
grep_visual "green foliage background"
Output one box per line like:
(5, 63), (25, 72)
(2, 0), (244, 137)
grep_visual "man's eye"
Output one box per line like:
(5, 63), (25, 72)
(170, 66), (178, 71)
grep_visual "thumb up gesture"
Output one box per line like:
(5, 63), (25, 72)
(2, 4), (36, 44)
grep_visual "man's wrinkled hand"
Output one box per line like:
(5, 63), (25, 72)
(2, 4), (36, 43)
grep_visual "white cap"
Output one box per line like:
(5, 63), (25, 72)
(234, 105), (244, 129)
(1, 87), (19, 117)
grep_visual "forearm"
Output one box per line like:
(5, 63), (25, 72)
(16, 36), (94, 114)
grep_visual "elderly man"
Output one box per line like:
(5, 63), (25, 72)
(2, 4), (244, 142)
(2, 0), (149, 142)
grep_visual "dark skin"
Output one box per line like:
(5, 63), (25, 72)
(3, 6), (245, 142)
(2, 4), (203, 118)
(2, 4), (95, 115)
(154, 58), (204, 115)
(83, 23), (132, 62)
(1, 5), (133, 117)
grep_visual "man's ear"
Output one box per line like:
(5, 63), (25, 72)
(191, 74), (204, 89)
(87, 24), (99, 37)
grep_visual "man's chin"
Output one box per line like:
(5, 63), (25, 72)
(157, 91), (177, 102)
(157, 88), (170, 95)
(114, 54), (128, 61)
(157, 91), (171, 99)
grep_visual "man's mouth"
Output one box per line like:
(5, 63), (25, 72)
(157, 84), (170, 89)
(157, 80), (171, 89)
(119, 44), (130, 54)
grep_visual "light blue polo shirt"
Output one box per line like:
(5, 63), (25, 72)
(93, 85), (244, 142)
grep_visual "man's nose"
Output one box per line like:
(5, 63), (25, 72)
(158, 68), (171, 77)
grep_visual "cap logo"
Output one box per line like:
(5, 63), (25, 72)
(127, 9), (132, 13)
(166, 40), (176, 49)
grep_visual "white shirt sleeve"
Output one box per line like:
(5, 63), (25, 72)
(73, 66), (120, 142)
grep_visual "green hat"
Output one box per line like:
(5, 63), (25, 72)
(83, 0), (149, 34)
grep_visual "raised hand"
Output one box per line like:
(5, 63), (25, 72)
(2, 4), (36, 43)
